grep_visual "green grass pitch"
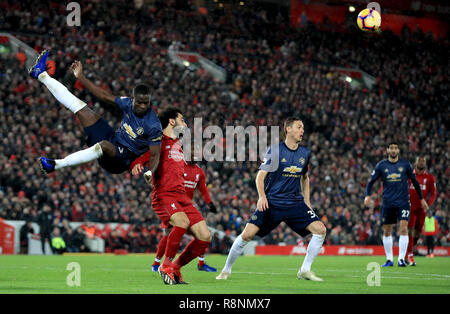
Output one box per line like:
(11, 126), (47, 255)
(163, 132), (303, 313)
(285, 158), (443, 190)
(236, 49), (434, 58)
(0, 254), (449, 294)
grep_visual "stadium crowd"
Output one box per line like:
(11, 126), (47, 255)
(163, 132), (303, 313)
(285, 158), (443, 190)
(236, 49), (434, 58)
(0, 0), (448, 252)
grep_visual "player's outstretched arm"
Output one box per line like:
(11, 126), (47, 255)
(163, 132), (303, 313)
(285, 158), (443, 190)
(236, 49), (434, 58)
(70, 60), (116, 106)
(256, 170), (269, 211)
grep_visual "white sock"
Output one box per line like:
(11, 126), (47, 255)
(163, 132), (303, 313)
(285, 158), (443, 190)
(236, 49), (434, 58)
(398, 235), (409, 261)
(300, 234), (325, 273)
(383, 235), (393, 261)
(198, 256), (205, 262)
(222, 234), (248, 274)
(38, 71), (87, 114)
(154, 258), (161, 263)
(55, 143), (103, 170)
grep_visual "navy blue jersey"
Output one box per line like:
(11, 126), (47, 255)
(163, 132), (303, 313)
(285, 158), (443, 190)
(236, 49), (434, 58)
(366, 158), (423, 207)
(259, 142), (311, 207)
(114, 97), (162, 156)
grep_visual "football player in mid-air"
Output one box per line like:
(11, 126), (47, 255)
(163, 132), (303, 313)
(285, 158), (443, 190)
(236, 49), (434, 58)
(364, 143), (428, 267)
(216, 117), (327, 282)
(29, 49), (162, 177)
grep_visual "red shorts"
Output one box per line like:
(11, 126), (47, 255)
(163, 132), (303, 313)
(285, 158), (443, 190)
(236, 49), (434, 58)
(152, 192), (204, 228)
(408, 207), (426, 230)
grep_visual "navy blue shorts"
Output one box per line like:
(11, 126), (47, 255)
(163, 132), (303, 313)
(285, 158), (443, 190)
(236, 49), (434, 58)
(248, 201), (321, 238)
(380, 203), (411, 225)
(84, 118), (138, 174)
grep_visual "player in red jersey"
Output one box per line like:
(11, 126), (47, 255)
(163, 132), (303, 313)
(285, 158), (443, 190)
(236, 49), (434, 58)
(132, 146), (218, 272)
(406, 156), (437, 266)
(132, 107), (212, 285)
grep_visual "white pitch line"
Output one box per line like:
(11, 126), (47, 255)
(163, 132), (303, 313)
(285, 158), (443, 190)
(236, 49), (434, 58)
(232, 270), (450, 281)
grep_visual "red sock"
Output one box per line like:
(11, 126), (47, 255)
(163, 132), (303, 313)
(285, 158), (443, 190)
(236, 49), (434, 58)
(407, 234), (414, 256)
(155, 235), (168, 260)
(173, 239), (210, 270)
(162, 226), (186, 268)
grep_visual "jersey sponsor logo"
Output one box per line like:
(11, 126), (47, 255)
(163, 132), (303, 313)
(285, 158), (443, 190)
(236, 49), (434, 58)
(283, 166), (303, 174)
(386, 173), (401, 181)
(168, 150), (185, 161)
(184, 180), (198, 189)
(123, 123), (137, 139)
(410, 183), (427, 191)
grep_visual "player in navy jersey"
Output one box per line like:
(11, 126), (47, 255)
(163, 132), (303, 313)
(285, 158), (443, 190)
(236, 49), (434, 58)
(29, 50), (162, 176)
(216, 117), (327, 282)
(364, 142), (428, 267)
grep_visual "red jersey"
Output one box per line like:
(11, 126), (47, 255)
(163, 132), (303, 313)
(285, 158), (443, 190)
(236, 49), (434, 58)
(184, 163), (212, 204)
(131, 134), (186, 201)
(408, 170), (437, 210)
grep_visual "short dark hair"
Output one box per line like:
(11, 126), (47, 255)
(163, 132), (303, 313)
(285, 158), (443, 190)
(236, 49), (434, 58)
(281, 117), (302, 140)
(387, 141), (399, 148)
(284, 116), (302, 132)
(133, 84), (151, 97)
(158, 106), (182, 129)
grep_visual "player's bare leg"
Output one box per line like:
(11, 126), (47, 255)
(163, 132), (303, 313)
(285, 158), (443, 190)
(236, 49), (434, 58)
(298, 221), (326, 282)
(397, 220), (409, 267)
(216, 223), (259, 280)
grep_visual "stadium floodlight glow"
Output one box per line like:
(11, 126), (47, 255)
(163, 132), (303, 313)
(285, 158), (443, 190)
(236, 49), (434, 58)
(345, 76), (352, 82)
(183, 61), (190, 67)
(240, 1), (245, 5)
(349, 6), (356, 12)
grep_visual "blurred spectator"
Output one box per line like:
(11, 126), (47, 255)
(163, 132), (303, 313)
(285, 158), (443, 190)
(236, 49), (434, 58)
(36, 205), (53, 254)
(63, 227), (79, 253)
(50, 226), (66, 255)
(19, 220), (35, 254)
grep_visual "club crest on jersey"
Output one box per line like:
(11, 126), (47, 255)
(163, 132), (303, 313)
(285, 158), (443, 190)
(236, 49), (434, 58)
(398, 167), (404, 172)
(137, 127), (144, 136)
(251, 215), (258, 221)
(385, 168), (389, 172)
(281, 158), (287, 163)
(196, 174), (200, 181)
(299, 158), (305, 165)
